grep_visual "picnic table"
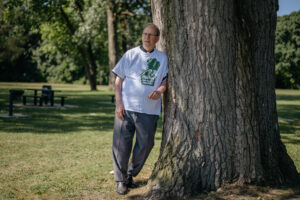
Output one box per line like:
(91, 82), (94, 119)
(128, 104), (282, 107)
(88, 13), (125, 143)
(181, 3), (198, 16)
(22, 86), (66, 106)
(9, 89), (24, 116)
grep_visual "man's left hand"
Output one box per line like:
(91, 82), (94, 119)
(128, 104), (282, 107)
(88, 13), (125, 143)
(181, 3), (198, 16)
(148, 90), (161, 100)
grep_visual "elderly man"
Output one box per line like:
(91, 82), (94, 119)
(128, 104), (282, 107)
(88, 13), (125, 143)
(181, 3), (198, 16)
(112, 23), (168, 195)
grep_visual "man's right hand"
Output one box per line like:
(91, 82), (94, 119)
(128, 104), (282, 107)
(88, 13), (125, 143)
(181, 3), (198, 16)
(115, 104), (125, 121)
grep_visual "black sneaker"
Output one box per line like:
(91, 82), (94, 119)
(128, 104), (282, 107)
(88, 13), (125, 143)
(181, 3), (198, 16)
(116, 182), (128, 195)
(127, 176), (138, 188)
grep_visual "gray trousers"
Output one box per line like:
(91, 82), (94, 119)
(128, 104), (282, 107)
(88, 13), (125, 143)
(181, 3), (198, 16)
(112, 110), (159, 182)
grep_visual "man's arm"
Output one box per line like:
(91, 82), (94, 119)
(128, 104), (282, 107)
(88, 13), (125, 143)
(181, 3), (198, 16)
(115, 76), (125, 120)
(148, 77), (167, 100)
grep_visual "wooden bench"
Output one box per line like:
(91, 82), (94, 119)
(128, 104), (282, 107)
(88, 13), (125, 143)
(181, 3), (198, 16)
(52, 96), (66, 106)
(22, 95), (45, 106)
(23, 95), (67, 106)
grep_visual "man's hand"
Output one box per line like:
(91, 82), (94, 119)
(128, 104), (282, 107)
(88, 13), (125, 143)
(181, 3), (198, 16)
(115, 103), (125, 120)
(148, 77), (167, 100)
(148, 90), (162, 100)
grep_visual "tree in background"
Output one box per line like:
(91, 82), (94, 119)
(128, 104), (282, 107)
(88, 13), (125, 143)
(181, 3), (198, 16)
(107, 0), (151, 89)
(107, 0), (118, 90)
(30, 0), (107, 90)
(147, 0), (299, 199)
(0, 0), (44, 82)
(2, 1), (299, 90)
(275, 10), (300, 89)
(0, 0), (151, 90)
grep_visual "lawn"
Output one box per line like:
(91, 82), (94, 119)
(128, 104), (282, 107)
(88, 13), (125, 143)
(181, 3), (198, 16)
(276, 89), (300, 172)
(0, 83), (299, 200)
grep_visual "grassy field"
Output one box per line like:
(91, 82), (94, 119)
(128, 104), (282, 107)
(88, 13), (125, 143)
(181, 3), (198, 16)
(276, 89), (300, 172)
(0, 82), (299, 200)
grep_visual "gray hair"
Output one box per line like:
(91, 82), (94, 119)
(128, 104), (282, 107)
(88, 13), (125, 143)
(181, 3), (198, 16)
(143, 23), (160, 36)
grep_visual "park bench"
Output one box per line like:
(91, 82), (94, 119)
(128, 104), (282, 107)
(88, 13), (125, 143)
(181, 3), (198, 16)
(22, 94), (44, 106)
(22, 94), (67, 106)
(41, 86), (66, 106)
(22, 85), (67, 106)
(51, 95), (67, 106)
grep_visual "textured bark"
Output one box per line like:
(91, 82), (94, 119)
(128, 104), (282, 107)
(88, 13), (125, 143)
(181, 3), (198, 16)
(147, 0), (299, 199)
(107, 0), (117, 90)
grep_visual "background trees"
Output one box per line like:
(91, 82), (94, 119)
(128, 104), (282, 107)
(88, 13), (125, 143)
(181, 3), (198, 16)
(0, 0), (43, 82)
(275, 10), (300, 89)
(0, 1), (299, 89)
(31, 0), (107, 90)
(0, 0), (151, 90)
(106, 0), (151, 89)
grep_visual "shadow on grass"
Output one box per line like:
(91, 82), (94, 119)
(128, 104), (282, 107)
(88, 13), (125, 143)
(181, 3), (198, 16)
(277, 104), (300, 122)
(277, 93), (300, 146)
(276, 92), (300, 121)
(0, 92), (116, 134)
(0, 90), (164, 135)
(126, 185), (300, 200)
(281, 134), (300, 145)
(276, 93), (300, 101)
(279, 122), (297, 134)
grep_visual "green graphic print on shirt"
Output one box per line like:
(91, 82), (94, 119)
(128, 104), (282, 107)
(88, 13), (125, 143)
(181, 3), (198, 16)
(140, 58), (160, 86)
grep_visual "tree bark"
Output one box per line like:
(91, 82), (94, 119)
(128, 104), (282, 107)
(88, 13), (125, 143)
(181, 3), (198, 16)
(107, 0), (117, 90)
(147, 0), (299, 199)
(120, 2), (130, 55)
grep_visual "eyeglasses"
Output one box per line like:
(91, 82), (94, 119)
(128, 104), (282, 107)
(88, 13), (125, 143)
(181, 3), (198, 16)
(142, 33), (158, 37)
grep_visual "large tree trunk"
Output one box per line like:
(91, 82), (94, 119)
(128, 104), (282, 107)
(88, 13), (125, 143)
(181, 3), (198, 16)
(147, 0), (299, 198)
(86, 43), (97, 91)
(107, 0), (117, 90)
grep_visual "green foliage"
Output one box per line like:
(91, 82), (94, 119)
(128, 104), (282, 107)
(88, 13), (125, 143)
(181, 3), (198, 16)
(0, 0), (44, 82)
(30, 0), (109, 84)
(0, 0), (151, 85)
(115, 0), (152, 56)
(275, 10), (300, 89)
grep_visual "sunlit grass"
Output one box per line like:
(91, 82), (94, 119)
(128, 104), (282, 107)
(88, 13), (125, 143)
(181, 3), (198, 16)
(276, 89), (300, 172)
(0, 83), (299, 199)
(0, 82), (161, 199)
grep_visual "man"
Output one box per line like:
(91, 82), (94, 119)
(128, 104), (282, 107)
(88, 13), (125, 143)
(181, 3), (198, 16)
(112, 23), (168, 195)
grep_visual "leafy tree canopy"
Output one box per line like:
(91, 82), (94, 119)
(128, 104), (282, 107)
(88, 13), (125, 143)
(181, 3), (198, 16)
(0, 0), (151, 85)
(275, 10), (300, 89)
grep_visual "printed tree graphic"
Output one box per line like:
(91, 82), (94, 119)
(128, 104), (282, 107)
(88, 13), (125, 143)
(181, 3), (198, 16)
(140, 58), (160, 86)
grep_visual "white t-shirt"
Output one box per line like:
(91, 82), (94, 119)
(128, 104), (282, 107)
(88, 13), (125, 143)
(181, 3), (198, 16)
(112, 46), (168, 115)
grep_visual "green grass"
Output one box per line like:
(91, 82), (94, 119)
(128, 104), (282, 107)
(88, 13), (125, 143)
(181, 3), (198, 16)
(276, 89), (300, 171)
(0, 83), (299, 200)
(0, 82), (163, 200)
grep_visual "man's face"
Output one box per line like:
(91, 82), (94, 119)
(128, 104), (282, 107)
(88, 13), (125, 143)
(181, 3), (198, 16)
(142, 26), (159, 51)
